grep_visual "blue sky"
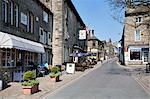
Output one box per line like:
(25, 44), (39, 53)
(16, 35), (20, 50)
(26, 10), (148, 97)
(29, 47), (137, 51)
(72, 0), (124, 42)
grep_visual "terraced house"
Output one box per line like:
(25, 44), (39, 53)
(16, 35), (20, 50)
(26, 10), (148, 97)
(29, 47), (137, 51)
(123, 1), (150, 66)
(0, 0), (53, 81)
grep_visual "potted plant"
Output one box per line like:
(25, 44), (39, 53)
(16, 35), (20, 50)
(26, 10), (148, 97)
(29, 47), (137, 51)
(50, 66), (62, 82)
(22, 71), (39, 95)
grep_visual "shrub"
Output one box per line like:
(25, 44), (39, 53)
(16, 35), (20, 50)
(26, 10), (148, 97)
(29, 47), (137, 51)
(22, 71), (39, 86)
(50, 72), (62, 78)
(22, 80), (39, 86)
(23, 71), (36, 81)
(51, 66), (60, 74)
(50, 66), (61, 78)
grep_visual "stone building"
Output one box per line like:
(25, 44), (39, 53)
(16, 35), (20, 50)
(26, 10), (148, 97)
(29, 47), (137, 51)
(0, 0), (53, 81)
(40, 0), (86, 65)
(123, 3), (150, 65)
(87, 30), (104, 61)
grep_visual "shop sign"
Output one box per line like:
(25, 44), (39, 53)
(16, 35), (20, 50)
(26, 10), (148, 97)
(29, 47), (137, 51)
(79, 30), (86, 40)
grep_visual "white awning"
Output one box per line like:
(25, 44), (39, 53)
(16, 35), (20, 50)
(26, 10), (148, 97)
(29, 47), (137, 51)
(0, 32), (45, 53)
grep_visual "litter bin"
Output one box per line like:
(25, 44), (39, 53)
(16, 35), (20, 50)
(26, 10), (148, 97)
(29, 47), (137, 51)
(56, 65), (62, 72)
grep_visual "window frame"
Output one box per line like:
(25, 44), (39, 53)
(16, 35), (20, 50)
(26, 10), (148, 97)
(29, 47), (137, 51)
(1, 49), (16, 67)
(135, 16), (142, 23)
(130, 49), (141, 60)
(14, 3), (19, 27)
(2, 0), (9, 23)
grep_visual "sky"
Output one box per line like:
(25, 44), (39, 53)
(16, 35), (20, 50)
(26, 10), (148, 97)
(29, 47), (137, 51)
(72, 0), (124, 42)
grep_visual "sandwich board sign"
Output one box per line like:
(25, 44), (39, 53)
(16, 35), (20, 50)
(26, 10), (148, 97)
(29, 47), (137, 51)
(66, 63), (75, 74)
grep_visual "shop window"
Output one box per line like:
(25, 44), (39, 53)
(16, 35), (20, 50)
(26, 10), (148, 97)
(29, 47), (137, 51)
(130, 50), (141, 60)
(25, 52), (34, 67)
(1, 49), (16, 67)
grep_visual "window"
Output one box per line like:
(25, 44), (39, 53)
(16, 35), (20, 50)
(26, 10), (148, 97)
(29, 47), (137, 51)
(14, 3), (19, 27)
(10, 0), (14, 25)
(27, 12), (34, 33)
(21, 12), (27, 25)
(43, 31), (48, 44)
(48, 32), (52, 45)
(93, 41), (96, 47)
(2, 0), (19, 27)
(130, 49), (141, 60)
(2, 0), (8, 23)
(24, 52), (34, 66)
(136, 17), (142, 23)
(43, 11), (48, 23)
(39, 28), (44, 43)
(1, 49), (16, 67)
(135, 29), (141, 41)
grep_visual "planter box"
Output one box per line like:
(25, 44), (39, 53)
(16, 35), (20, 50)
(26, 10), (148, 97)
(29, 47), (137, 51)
(50, 76), (59, 82)
(22, 84), (39, 95)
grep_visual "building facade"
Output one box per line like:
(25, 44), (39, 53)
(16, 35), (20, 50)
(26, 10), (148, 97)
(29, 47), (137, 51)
(87, 30), (104, 61)
(123, 3), (149, 66)
(40, 0), (86, 65)
(0, 0), (53, 81)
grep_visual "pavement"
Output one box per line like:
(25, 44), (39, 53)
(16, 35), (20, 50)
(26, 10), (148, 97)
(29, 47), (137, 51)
(117, 61), (150, 95)
(0, 60), (110, 99)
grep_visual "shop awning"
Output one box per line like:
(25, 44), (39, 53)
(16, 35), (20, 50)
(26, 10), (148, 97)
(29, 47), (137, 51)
(0, 32), (45, 53)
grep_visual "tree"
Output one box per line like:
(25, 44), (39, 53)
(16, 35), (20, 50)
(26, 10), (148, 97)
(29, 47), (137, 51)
(107, 0), (150, 24)
(107, 0), (150, 63)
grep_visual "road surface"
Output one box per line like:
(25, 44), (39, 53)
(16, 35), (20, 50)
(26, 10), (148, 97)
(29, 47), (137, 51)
(45, 59), (150, 99)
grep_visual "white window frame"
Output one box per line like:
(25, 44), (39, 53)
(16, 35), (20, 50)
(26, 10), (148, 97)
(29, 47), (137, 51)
(135, 29), (141, 41)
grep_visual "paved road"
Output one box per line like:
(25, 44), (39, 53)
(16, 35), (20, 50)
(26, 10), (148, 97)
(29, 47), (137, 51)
(45, 59), (150, 99)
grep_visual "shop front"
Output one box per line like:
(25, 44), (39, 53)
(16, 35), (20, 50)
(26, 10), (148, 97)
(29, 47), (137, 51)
(0, 32), (45, 82)
(127, 46), (149, 65)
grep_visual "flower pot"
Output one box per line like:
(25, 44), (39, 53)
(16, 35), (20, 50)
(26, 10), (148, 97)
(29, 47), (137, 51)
(50, 76), (59, 82)
(22, 84), (39, 95)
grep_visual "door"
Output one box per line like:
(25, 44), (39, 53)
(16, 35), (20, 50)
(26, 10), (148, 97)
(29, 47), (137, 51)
(143, 52), (148, 63)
